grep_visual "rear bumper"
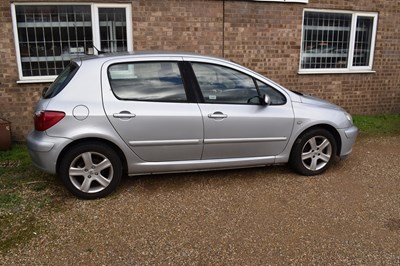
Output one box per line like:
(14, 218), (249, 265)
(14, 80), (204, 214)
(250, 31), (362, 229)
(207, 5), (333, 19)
(27, 131), (72, 174)
(338, 125), (359, 160)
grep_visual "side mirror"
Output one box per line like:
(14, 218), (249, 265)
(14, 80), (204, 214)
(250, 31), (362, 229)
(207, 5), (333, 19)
(261, 94), (271, 106)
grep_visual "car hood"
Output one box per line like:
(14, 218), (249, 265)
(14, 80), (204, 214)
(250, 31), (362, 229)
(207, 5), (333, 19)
(298, 94), (343, 111)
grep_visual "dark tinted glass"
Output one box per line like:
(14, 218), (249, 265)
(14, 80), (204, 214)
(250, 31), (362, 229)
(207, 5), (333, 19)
(302, 11), (352, 69)
(43, 62), (79, 99)
(16, 5), (92, 77)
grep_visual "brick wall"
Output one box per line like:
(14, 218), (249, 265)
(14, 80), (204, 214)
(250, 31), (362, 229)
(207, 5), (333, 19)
(0, 0), (399, 141)
(132, 0), (223, 55)
(0, 0), (43, 141)
(223, 0), (400, 113)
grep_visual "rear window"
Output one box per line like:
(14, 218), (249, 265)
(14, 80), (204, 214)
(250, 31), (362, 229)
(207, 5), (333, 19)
(43, 62), (79, 99)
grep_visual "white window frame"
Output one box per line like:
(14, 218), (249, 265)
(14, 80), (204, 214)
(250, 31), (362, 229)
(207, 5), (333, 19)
(253, 0), (308, 3)
(299, 9), (378, 74)
(11, 2), (133, 83)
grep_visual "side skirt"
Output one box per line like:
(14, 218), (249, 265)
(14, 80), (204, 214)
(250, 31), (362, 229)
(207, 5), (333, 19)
(127, 156), (277, 175)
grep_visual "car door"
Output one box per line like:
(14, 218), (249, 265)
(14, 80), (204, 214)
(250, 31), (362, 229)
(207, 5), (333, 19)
(190, 61), (294, 159)
(102, 59), (203, 162)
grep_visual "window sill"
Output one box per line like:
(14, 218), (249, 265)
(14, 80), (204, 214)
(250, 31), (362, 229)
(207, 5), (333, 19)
(16, 77), (56, 84)
(298, 70), (376, 75)
(253, 0), (308, 3)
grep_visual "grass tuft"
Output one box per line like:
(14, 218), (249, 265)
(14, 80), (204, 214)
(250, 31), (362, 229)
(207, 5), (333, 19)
(0, 193), (22, 209)
(0, 144), (63, 254)
(353, 114), (400, 137)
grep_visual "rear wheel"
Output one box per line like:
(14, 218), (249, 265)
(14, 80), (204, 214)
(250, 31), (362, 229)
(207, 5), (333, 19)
(59, 142), (122, 199)
(290, 128), (337, 176)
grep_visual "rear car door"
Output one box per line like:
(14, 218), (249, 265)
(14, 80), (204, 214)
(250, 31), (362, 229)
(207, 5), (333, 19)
(190, 61), (294, 159)
(102, 58), (203, 162)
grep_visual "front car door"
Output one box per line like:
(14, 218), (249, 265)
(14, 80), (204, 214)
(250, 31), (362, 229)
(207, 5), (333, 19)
(189, 60), (294, 160)
(102, 58), (203, 162)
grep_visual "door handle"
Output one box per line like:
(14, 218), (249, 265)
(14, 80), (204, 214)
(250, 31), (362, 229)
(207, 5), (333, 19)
(113, 111), (136, 119)
(208, 112), (228, 119)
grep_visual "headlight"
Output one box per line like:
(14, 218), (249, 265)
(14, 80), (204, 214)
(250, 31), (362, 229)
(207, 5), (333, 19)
(344, 112), (353, 124)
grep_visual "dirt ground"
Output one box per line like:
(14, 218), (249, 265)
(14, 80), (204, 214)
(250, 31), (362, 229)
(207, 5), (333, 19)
(2, 136), (400, 265)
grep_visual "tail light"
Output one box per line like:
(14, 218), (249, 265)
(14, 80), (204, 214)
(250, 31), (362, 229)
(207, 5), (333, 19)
(34, 111), (65, 131)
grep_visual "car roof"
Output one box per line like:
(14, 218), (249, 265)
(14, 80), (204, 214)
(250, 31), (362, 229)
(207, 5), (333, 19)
(72, 51), (228, 64)
(69, 51), (301, 102)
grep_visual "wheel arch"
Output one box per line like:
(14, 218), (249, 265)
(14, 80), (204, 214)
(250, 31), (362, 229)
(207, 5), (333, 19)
(56, 137), (128, 175)
(293, 124), (342, 157)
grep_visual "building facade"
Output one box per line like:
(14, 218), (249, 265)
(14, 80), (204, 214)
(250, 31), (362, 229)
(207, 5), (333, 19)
(1, 0), (399, 141)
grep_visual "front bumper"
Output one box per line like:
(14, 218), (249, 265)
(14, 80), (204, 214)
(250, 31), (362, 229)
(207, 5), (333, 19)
(27, 131), (72, 174)
(338, 125), (359, 160)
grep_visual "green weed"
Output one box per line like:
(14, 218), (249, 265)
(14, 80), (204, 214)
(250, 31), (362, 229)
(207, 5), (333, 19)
(0, 144), (62, 253)
(353, 114), (400, 137)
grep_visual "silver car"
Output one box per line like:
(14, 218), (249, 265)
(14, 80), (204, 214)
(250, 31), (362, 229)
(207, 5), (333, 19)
(27, 52), (358, 199)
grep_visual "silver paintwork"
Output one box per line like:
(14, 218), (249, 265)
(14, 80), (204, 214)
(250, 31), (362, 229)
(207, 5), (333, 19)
(27, 52), (358, 178)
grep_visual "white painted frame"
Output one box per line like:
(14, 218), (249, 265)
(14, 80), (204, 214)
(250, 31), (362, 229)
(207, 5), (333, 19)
(92, 3), (133, 55)
(11, 2), (133, 83)
(299, 9), (378, 74)
(253, 0), (308, 3)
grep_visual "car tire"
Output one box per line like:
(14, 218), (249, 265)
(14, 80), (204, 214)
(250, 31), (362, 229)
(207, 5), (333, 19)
(289, 128), (337, 176)
(59, 142), (123, 199)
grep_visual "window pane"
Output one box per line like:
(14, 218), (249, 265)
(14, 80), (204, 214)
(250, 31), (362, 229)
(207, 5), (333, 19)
(108, 62), (187, 102)
(256, 81), (286, 105)
(44, 62), (79, 98)
(15, 5), (92, 77)
(302, 11), (352, 69)
(192, 63), (259, 104)
(99, 8), (127, 53)
(353, 16), (374, 67)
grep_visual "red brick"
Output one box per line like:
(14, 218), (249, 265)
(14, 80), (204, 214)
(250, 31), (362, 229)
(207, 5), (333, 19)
(1, 0), (399, 141)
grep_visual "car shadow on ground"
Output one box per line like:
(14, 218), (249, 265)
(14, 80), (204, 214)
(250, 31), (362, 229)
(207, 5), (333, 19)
(117, 164), (297, 196)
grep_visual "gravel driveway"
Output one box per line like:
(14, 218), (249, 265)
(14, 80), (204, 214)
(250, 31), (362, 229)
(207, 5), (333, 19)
(3, 136), (400, 265)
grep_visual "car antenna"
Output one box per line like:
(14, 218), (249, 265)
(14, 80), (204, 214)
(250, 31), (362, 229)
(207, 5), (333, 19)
(92, 45), (106, 54)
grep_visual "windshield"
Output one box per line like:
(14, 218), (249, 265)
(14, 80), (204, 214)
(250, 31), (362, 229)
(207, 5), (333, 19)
(43, 62), (79, 99)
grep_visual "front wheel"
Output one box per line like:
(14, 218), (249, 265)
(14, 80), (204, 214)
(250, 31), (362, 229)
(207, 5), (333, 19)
(290, 128), (337, 176)
(59, 142), (123, 199)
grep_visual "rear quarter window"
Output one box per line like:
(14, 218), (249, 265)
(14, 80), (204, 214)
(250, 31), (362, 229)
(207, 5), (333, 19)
(43, 62), (79, 99)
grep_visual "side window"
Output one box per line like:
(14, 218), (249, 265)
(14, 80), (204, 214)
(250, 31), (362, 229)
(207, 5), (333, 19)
(256, 80), (287, 105)
(192, 63), (259, 104)
(108, 62), (187, 102)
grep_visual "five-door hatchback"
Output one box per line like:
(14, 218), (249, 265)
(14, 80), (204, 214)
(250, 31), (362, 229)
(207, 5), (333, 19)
(27, 52), (358, 199)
